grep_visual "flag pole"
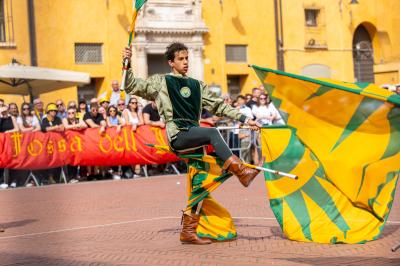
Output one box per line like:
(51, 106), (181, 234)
(120, 1), (147, 91)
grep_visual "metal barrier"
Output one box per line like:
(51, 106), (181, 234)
(216, 125), (260, 163)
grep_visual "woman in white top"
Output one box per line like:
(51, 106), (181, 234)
(123, 97), (143, 132)
(17, 103), (40, 132)
(252, 94), (284, 126)
(122, 97), (144, 178)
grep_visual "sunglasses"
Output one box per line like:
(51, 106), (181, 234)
(68, 112), (76, 114)
(109, 110), (117, 112)
(260, 97), (267, 100)
(91, 109), (98, 112)
(130, 102), (138, 104)
(118, 103), (125, 106)
(23, 107), (30, 111)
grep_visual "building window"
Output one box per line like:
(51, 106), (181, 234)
(305, 9), (319, 27)
(75, 43), (103, 64)
(226, 45), (247, 62)
(0, 0), (15, 44)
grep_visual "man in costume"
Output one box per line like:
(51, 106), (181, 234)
(122, 42), (262, 244)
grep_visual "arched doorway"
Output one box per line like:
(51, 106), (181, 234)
(353, 25), (375, 83)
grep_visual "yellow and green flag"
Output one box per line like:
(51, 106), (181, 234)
(128, 0), (147, 44)
(252, 65), (400, 243)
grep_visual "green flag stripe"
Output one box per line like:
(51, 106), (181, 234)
(331, 97), (385, 151)
(302, 177), (350, 236)
(135, 0), (147, 10)
(285, 190), (313, 241)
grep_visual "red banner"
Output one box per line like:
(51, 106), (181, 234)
(0, 126), (179, 169)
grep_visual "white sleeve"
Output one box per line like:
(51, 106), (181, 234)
(32, 116), (40, 127)
(16, 116), (22, 125)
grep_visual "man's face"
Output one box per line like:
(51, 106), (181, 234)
(253, 89), (261, 98)
(35, 101), (43, 111)
(117, 100), (125, 110)
(90, 107), (98, 116)
(169, 50), (189, 75)
(9, 105), (18, 116)
(0, 100), (4, 107)
(396, 86), (400, 95)
(56, 100), (65, 112)
(112, 81), (119, 92)
(151, 101), (157, 110)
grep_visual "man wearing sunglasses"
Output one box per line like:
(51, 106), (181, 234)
(123, 42), (262, 245)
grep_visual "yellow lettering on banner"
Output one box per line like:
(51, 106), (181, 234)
(11, 132), (22, 157)
(122, 127), (131, 151)
(70, 136), (83, 152)
(58, 139), (67, 152)
(150, 127), (167, 154)
(130, 130), (137, 152)
(99, 134), (113, 153)
(113, 135), (124, 152)
(46, 140), (54, 155)
(28, 139), (43, 156)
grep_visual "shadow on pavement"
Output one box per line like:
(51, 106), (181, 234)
(0, 252), (112, 266)
(1, 219), (37, 229)
(279, 257), (400, 266)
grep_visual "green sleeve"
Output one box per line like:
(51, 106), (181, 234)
(124, 69), (163, 101)
(200, 81), (247, 123)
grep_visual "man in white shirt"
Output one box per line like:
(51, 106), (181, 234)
(106, 80), (126, 106)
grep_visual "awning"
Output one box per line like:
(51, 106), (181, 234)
(0, 63), (90, 96)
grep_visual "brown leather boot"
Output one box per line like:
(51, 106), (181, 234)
(180, 213), (212, 245)
(223, 155), (261, 187)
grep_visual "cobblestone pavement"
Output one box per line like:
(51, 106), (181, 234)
(0, 174), (399, 265)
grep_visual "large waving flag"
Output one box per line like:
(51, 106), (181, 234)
(252, 65), (400, 243)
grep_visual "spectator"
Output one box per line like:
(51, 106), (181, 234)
(0, 105), (19, 189)
(84, 103), (106, 134)
(90, 98), (99, 104)
(106, 105), (125, 133)
(41, 103), (64, 185)
(246, 87), (262, 109)
(396, 84), (400, 95)
(123, 97), (143, 132)
(117, 99), (126, 114)
(33, 98), (45, 123)
(99, 97), (110, 112)
(62, 107), (87, 131)
(143, 101), (165, 128)
(105, 80), (126, 106)
(0, 105), (19, 133)
(98, 106), (107, 120)
(77, 100), (88, 120)
(8, 103), (19, 119)
(62, 107), (87, 183)
(254, 95), (284, 126)
(17, 102), (40, 132)
(41, 103), (64, 133)
(56, 99), (67, 119)
(0, 98), (4, 107)
(123, 97), (143, 178)
(67, 100), (78, 110)
(222, 93), (232, 105)
(236, 95), (253, 163)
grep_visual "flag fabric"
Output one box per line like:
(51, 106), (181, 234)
(128, 0), (147, 44)
(252, 65), (400, 243)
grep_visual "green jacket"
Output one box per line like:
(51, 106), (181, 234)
(125, 69), (247, 143)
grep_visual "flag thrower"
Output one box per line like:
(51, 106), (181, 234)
(120, 0), (148, 92)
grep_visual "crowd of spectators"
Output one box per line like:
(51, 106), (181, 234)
(4, 79), (396, 189)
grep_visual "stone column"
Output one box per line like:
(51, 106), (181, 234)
(135, 46), (148, 79)
(192, 46), (204, 80)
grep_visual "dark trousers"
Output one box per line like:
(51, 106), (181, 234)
(171, 127), (233, 162)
